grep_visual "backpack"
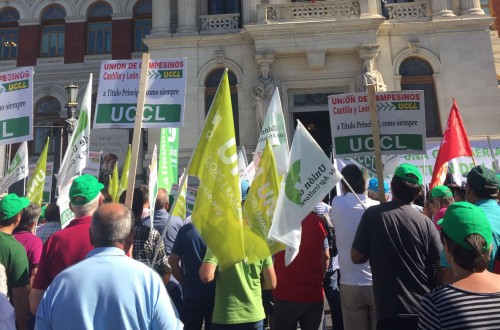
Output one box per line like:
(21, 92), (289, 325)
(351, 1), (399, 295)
(316, 212), (338, 257)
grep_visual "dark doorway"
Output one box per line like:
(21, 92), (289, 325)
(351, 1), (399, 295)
(292, 111), (332, 155)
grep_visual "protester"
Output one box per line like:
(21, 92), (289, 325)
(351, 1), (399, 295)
(35, 204), (61, 244)
(30, 174), (105, 315)
(441, 165), (500, 276)
(35, 203), (183, 329)
(273, 210), (329, 330)
(352, 164), (442, 330)
(144, 188), (184, 255)
(418, 202), (500, 329)
(0, 193), (30, 330)
(122, 187), (171, 286)
(169, 219), (216, 329)
(367, 177), (389, 202)
(139, 184), (150, 220)
(331, 165), (378, 330)
(426, 185), (454, 230)
(13, 202), (42, 286)
(0, 263), (16, 330)
(447, 183), (466, 202)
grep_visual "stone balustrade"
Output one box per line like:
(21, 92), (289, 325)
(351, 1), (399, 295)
(257, 1), (361, 24)
(385, 0), (431, 22)
(200, 13), (240, 35)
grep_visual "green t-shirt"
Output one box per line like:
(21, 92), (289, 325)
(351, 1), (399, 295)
(204, 249), (272, 324)
(0, 232), (29, 290)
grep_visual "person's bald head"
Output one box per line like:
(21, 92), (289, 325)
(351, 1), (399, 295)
(155, 188), (169, 211)
(90, 203), (134, 248)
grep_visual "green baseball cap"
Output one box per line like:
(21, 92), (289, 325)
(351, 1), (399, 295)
(464, 165), (500, 193)
(431, 185), (453, 198)
(437, 201), (492, 252)
(69, 174), (104, 206)
(0, 193), (30, 222)
(394, 163), (423, 185)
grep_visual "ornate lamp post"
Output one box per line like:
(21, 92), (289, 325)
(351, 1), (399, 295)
(64, 82), (79, 137)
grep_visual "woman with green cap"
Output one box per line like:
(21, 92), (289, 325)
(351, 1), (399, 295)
(418, 202), (500, 329)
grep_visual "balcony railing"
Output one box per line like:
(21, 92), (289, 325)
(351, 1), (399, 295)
(385, 0), (431, 22)
(257, 1), (361, 24)
(200, 13), (240, 35)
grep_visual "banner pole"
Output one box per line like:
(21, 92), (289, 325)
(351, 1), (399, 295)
(125, 53), (150, 209)
(367, 84), (386, 203)
(487, 136), (499, 173)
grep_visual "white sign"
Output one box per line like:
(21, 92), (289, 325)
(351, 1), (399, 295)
(82, 151), (102, 178)
(0, 67), (33, 145)
(329, 91), (426, 158)
(94, 58), (187, 129)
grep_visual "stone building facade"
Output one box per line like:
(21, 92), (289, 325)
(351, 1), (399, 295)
(0, 0), (498, 181)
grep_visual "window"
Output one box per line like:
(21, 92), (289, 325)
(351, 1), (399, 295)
(87, 2), (112, 54)
(205, 69), (239, 144)
(40, 5), (66, 57)
(133, 0), (152, 52)
(208, 0), (241, 15)
(400, 58), (441, 137)
(0, 7), (19, 60)
(33, 97), (62, 155)
(481, 0), (491, 15)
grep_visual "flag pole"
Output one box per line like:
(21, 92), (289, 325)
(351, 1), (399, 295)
(487, 136), (499, 173)
(125, 53), (150, 208)
(367, 84), (386, 203)
(151, 68), (230, 267)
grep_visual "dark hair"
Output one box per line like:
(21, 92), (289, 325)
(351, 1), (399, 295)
(18, 203), (41, 230)
(101, 190), (113, 204)
(341, 164), (365, 194)
(441, 231), (490, 272)
(139, 185), (149, 202)
(469, 184), (498, 200)
(0, 214), (19, 226)
(132, 188), (145, 221)
(391, 176), (421, 204)
(44, 204), (60, 223)
(447, 183), (466, 201)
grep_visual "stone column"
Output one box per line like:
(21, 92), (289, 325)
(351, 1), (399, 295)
(360, 0), (383, 18)
(460, 0), (485, 15)
(431, 0), (455, 19)
(243, 0), (261, 24)
(151, 0), (171, 36)
(177, 0), (198, 34)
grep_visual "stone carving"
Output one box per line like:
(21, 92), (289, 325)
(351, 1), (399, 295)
(356, 45), (387, 92)
(253, 53), (278, 133)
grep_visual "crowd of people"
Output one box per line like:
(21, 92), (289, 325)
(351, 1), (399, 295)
(1, 162), (500, 330)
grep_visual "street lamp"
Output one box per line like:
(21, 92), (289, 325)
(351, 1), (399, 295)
(65, 82), (79, 136)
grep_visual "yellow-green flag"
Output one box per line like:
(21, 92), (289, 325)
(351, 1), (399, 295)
(172, 168), (187, 220)
(109, 162), (119, 202)
(243, 140), (284, 263)
(117, 145), (131, 201)
(26, 138), (49, 206)
(187, 69), (244, 270)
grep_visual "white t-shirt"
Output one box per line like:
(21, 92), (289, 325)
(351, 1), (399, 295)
(330, 193), (379, 286)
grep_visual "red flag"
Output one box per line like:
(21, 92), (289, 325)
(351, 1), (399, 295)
(430, 100), (473, 188)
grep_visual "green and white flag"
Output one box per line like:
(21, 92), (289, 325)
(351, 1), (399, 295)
(253, 87), (289, 177)
(158, 128), (178, 191)
(268, 121), (342, 265)
(57, 74), (92, 188)
(148, 144), (158, 228)
(26, 138), (49, 206)
(0, 141), (29, 192)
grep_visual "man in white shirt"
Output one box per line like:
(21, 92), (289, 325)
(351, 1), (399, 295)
(331, 164), (378, 330)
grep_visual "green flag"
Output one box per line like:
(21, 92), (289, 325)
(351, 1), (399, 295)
(26, 138), (49, 206)
(109, 162), (119, 202)
(159, 128), (179, 191)
(117, 145), (131, 200)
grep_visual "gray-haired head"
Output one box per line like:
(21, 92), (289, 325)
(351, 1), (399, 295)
(90, 203), (134, 248)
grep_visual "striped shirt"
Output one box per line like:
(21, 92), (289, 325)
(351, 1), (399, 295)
(418, 284), (500, 330)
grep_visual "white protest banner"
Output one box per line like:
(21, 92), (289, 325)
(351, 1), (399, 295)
(0, 67), (33, 144)
(338, 138), (500, 187)
(94, 58), (187, 129)
(82, 151), (102, 178)
(329, 91), (426, 158)
(0, 141), (28, 192)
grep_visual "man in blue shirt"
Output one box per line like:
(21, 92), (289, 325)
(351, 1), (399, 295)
(35, 203), (182, 330)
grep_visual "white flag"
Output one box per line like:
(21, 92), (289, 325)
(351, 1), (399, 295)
(253, 87), (289, 177)
(57, 74), (92, 188)
(238, 146), (248, 179)
(148, 145), (158, 228)
(268, 121), (342, 265)
(0, 141), (29, 192)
